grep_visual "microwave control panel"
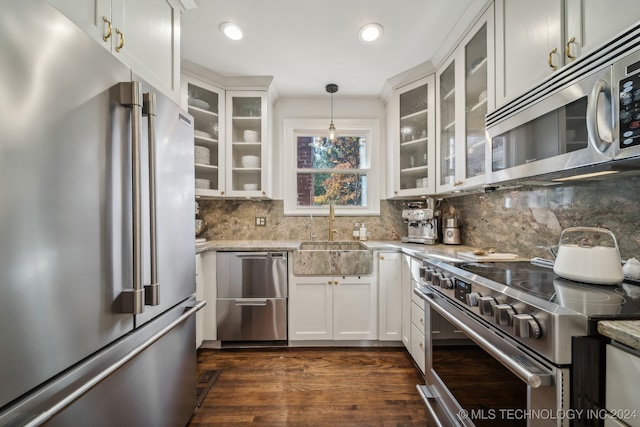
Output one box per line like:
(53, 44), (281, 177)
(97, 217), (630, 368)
(619, 68), (640, 149)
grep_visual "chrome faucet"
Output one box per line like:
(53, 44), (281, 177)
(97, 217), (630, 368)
(328, 203), (337, 241)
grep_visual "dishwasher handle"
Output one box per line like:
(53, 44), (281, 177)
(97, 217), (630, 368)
(234, 252), (287, 260)
(235, 298), (268, 306)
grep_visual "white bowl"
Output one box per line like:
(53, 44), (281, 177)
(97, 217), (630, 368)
(194, 146), (210, 164)
(241, 155), (260, 168)
(243, 130), (259, 142)
(195, 178), (210, 189)
(244, 183), (259, 191)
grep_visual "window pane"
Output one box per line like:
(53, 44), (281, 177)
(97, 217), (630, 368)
(296, 136), (367, 169)
(296, 173), (367, 207)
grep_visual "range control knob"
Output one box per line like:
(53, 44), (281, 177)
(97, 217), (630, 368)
(424, 269), (434, 282)
(432, 273), (443, 287)
(513, 314), (542, 339)
(441, 277), (454, 289)
(465, 292), (481, 307)
(494, 304), (516, 326)
(478, 296), (497, 316)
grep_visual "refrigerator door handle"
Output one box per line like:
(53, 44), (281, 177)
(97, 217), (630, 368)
(21, 301), (206, 427)
(142, 92), (159, 306)
(119, 81), (145, 314)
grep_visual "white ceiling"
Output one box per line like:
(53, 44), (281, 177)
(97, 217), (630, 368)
(181, 0), (488, 98)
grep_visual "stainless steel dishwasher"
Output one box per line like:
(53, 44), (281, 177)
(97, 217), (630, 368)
(216, 251), (288, 342)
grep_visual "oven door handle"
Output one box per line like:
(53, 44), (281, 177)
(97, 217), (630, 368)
(424, 293), (553, 388)
(416, 385), (446, 427)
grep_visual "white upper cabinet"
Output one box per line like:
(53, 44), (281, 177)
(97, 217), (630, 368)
(565, 0), (640, 60)
(388, 76), (436, 197)
(496, 0), (640, 107)
(181, 75), (225, 198)
(495, 0), (562, 107)
(46, 0), (181, 102)
(225, 91), (271, 198)
(436, 6), (494, 192)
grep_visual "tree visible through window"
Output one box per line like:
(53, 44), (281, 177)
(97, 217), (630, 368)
(296, 135), (368, 207)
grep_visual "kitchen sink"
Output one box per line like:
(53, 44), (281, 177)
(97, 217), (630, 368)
(293, 241), (373, 275)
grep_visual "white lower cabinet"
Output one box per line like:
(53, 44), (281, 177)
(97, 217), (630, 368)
(410, 300), (426, 373)
(378, 252), (402, 341)
(200, 251), (217, 342)
(401, 254), (412, 349)
(289, 275), (377, 341)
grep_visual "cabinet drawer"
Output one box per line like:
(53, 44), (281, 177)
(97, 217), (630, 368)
(410, 323), (425, 373)
(411, 285), (426, 306)
(411, 301), (425, 332)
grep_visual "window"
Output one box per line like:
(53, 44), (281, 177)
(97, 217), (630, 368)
(284, 119), (380, 216)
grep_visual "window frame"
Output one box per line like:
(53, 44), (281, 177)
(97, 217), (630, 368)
(283, 118), (380, 216)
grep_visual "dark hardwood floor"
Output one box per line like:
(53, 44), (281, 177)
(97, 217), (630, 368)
(187, 347), (428, 426)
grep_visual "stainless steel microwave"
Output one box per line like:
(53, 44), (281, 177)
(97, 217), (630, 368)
(486, 23), (640, 184)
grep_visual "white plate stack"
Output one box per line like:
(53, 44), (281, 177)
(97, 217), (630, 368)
(243, 130), (258, 142)
(241, 155), (260, 168)
(195, 178), (210, 189)
(194, 146), (210, 165)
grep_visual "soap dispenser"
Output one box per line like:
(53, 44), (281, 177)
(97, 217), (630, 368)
(359, 223), (367, 241)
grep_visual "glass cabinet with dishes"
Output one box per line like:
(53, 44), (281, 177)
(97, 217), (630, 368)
(437, 58), (457, 191)
(436, 5), (494, 193)
(225, 91), (269, 197)
(389, 75), (436, 197)
(182, 77), (225, 198)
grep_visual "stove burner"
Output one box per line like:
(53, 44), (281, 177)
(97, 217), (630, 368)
(509, 279), (554, 299)
(552, 278), (627, 315)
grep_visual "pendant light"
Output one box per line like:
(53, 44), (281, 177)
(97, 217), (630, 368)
(326, 83), (338, 142)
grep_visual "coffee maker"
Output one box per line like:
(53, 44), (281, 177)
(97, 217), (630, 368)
(401, 200), (440, 245)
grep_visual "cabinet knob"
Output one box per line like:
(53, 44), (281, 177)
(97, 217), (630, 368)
(380, 255), (385, 260)
(102, 17), (112, 42)
(115, 28), (124, 52)
(548, 48), (558, 71)
(453, 180), (464, 186)
(419, 342), (424, 350)
(565, 37), (576, 61)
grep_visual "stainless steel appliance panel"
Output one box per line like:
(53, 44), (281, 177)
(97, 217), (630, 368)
(613, 48), (640, 160)
(0, 298), (202, 427)
(487, 65), (613, 184)
(216, 298), (287, 341)
(134, 76), (195, 327)
(47, 301), (197, 427)
(418, 288), (569, 427)
(0, 0), (135, 409)
(216, 252), (288, 298)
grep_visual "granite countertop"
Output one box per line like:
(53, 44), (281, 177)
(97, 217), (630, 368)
(598, 320), (640, 351)
(195, 239), (478, 259)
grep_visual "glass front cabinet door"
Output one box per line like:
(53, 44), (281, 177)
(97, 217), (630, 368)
(436, 6), (494, 193)
(389, 75), (436, 197)
(225, 91), (269, 197)
(182, 77), (225, 198)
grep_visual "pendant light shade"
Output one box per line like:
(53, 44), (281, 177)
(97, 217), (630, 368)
(326, 83), (338, 142)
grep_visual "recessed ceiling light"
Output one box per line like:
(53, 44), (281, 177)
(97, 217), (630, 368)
(220, 22), (243, 41)
(358, 23), (383, 43)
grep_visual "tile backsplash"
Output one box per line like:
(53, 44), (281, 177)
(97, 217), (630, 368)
(198, 176), (640, 260)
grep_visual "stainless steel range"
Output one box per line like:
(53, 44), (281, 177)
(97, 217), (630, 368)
(413, 255), (640, 427)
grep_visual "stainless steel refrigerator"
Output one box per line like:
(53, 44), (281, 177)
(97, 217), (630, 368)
(0, 1), (203, 425)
